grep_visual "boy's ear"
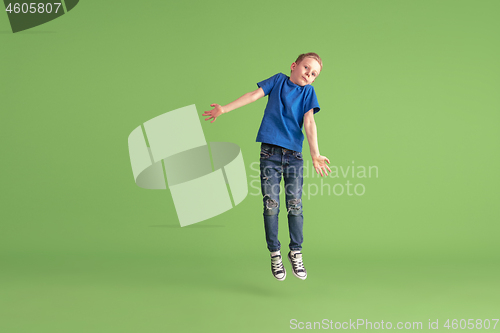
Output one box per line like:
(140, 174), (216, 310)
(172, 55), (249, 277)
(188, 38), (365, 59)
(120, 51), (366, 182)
(290, 62), (297, 71)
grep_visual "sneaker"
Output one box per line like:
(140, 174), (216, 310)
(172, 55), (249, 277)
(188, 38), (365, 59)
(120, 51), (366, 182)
(288, 251), (307, 280)
(271, 254), (286, 281)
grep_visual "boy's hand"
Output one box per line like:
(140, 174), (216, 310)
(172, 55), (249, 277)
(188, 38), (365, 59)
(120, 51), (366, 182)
(202, 104), (225, 123)
(312, 155), (331, 177)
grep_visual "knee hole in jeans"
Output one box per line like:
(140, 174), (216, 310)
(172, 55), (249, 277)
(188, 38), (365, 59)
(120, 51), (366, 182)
(287, 198), (302, 215)
(264, 198), (279, 215)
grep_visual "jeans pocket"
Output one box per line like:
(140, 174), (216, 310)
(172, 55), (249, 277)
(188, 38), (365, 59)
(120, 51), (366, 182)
(260, 149), (270, 159)
(260, 146), (273, 159)
(294, 151), (303, 160)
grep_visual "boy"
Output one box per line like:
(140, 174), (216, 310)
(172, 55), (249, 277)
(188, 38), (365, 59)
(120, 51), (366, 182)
(203, 53), (331, 281)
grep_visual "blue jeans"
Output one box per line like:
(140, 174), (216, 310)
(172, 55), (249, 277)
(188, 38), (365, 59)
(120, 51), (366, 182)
(260, 143), (304, 252)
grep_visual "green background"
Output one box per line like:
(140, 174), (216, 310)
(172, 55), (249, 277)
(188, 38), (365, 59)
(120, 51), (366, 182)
(1, 0), (499, 332)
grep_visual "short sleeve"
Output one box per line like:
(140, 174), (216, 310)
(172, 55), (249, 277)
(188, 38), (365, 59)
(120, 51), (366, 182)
(305, 86), (320, 114)
(257, 73), (281, 96)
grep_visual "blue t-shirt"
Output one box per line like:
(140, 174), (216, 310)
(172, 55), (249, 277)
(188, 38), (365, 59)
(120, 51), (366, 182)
(256, 73), (320, 152)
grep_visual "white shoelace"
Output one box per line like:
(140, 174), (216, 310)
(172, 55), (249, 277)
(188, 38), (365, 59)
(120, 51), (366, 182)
(271, 256), (284, 272)
(290, 254), (305, 271)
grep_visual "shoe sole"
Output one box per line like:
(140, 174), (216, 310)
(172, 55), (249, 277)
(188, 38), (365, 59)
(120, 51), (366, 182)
(288, 253), (307, 280)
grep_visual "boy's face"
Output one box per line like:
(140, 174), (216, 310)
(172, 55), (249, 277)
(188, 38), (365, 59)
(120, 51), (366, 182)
(290, 57), (321, 86)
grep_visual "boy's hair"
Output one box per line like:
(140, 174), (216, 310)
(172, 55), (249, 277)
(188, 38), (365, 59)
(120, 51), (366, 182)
(295, 52), (323, 71)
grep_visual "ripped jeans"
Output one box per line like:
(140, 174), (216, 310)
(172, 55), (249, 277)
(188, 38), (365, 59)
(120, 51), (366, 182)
(260, 143), (304, 252)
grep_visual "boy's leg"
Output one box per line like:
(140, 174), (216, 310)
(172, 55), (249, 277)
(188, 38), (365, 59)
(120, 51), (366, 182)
(283, 151), (304, 251)
(260, 144), (283, 252)
(284, 151), (307, 280)
(261, 144), (287, 280)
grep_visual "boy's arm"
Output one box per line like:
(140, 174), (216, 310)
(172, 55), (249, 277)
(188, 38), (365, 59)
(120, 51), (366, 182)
(304, 109), (331, 177)
(202, 87), (265, 123)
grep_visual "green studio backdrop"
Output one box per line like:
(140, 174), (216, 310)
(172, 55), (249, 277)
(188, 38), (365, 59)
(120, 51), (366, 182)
(1, 0), (499, 332)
